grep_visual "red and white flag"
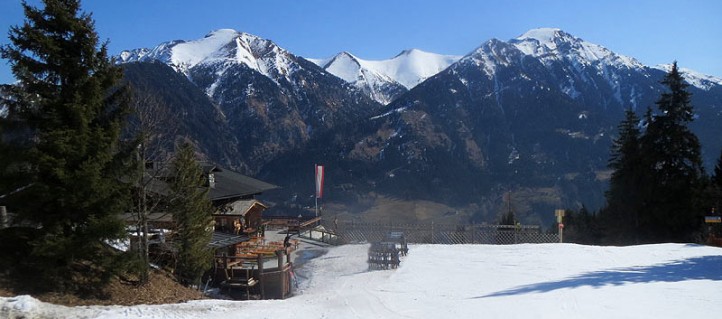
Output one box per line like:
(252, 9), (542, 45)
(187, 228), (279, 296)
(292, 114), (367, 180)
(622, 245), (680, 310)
(315, 164), (324, 198)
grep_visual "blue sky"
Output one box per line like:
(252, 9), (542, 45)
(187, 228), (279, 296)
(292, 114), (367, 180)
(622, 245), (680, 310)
(1, 0), (720, 84)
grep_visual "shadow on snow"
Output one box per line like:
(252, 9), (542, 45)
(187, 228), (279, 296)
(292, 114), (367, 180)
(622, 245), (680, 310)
(475, 255), (722, 298)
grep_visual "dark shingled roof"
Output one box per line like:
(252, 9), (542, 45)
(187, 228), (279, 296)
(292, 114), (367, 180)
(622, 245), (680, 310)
(204, 165), (279, 201)
(138, 163), (279, 202)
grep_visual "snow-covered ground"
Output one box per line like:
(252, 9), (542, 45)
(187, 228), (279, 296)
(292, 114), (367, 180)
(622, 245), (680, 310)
(2, 243), (722, 319)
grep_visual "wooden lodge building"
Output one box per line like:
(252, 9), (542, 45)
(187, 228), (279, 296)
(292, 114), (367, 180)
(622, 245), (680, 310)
(202, 165), (297, 300)
(124, 163), (298, 300)
(203, 164), (277, 236)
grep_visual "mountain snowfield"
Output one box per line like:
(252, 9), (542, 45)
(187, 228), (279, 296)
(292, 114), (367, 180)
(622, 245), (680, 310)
(2, 243), (722, 318)
(119, 29), (302, 96)
(310, 49), (461, 89)
(309, 49), (462, 104)
(510, 28), (722, 93)
(119, 29), (295, 78)
(655, 63), (722, 91)
(511, 28), (646, 71)
(454, 27), (720, 110)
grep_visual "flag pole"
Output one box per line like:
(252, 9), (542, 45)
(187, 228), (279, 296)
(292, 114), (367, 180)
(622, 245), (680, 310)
(315, 164), (324, 219)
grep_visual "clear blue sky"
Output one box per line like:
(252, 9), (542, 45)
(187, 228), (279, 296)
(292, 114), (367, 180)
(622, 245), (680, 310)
(1, 0), (721, 84)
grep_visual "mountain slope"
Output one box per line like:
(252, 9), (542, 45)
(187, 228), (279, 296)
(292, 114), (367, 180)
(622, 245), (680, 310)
(121, 61), (241, 168)
(117, 28), (722, 225)
(266, 28), (722, 224)
(119, 29), (383, 173)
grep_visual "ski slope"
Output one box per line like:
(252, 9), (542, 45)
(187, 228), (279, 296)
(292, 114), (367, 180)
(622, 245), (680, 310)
(2, 243), (722, 319)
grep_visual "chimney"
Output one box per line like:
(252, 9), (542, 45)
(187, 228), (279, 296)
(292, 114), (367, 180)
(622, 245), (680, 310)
(208, 173), (216, 188)
(0, 206), (7, 229)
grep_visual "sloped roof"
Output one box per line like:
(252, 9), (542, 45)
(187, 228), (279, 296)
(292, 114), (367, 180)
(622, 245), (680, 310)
(208, 231), (249, 249)
(215, 199), (268, 216)
(140, 163), (279, 202)
(204, 165), (279, 201)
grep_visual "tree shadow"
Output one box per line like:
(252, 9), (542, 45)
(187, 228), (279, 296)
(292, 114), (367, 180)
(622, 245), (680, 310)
(474, 255), (722, 299)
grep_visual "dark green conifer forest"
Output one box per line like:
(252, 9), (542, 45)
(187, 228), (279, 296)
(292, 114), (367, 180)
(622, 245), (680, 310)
(569, 63), (712, 245)
(0, 0), (133, 291)
(0, 0), (215, 293)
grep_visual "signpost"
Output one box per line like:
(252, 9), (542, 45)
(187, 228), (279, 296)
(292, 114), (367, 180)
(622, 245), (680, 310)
(706, 207), (720, 224)
(705, 216), (721, 224)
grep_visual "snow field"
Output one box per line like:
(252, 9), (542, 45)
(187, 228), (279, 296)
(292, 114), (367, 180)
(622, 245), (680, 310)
(1, 243), (722, 319)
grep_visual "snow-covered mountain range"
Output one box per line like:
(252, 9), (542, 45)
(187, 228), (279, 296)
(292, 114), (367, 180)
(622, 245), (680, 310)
(116, 27), (722, 222)
(120, 29), (382, 173)
(118, 29), (461, 105)
(300, 27), (722, 215)
(119, 28), (720, 106)
(456, 28), (721, 110)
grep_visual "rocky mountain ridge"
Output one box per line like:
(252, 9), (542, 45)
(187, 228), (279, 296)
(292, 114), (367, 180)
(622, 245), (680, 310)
(117, 28), (722, 225)
(120, 29), (383, 174)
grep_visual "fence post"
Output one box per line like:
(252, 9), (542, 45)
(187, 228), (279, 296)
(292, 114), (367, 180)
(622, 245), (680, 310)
(431, 221), (434, 244)
(471, 221), (475, 244)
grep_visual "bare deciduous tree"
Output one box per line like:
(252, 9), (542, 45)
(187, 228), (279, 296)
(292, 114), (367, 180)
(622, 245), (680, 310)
(127, 88), (179, 283)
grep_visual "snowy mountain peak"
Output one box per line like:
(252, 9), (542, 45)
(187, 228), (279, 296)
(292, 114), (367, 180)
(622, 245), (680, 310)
(117, 29), (299, 86)
(337, 51), (357, 59)
(510, 27), (644, 70)
(204, 28), (241, 39)
(516, 27), (570, 50)
(328, 51), (361, 67)
(452, 27), (721, 111)
(395, 48), (416, 57)
(307, 49), (461, 104)
(322, 51), (365, 83)
(309, 48), (461, 103)
(394, 48), (427, 58)
(118, 48), (150, 62)
(455, 28), (659, 105)
(314, 48), (461, 89)
(379, 49), (462, 89)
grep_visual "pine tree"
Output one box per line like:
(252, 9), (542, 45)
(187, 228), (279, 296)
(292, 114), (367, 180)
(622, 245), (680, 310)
(637, 62), (705, 242)
(0, 0), (131, 291)
(603, 108), (642, 244)
(499, 191), (515, 225)
(499, 210), (515, 226)
(564, 206), (600, 245)
(608, 109), (642, 177)
(709, 149), (722, 214)
(168, 143), (213, 287)
(713, 150), (722, 190)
